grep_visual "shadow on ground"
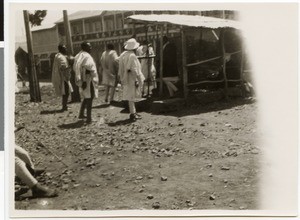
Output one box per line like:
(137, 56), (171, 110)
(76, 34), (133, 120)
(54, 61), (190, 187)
(40, 109), (64, 115)
(107, 118), (133, 127)
(58, 120), (86, 129)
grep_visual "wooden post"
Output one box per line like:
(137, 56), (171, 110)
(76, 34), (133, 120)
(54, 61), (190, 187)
(23, 10), (41, 102)
(159, 24), (164, 97)
(145, 26), (152, 97)
(181, 27), (188, 99)
(113, 13), (117, 30)
(121, 12), (125, 29)
(63, 10), (74, 55)
(240, 44), (245, 86)
(220, 29), (228, 100)
(82, 19), (86, 34)
(102, 16), (105, 32)
(63, 10), (80, 102)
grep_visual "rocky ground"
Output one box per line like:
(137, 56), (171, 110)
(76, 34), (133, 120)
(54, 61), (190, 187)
(15, 84), (260, 210)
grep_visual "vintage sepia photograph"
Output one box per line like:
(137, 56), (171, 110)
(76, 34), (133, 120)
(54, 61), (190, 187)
(8, 2), (298, 218)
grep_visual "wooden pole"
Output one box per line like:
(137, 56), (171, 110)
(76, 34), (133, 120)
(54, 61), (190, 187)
(159, 25), (164, 97)
(181, 27), (188, 99)
(240, 43), (244, 81)
(63, 10), (74, 55)
(145, 25), (151, 97)
(63, 10), (80, 102)
(220, 29), (228, 100)
(23, 10), (41, 102)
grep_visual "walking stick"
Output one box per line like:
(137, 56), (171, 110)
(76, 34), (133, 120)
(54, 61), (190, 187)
(15, 126), (69, 167)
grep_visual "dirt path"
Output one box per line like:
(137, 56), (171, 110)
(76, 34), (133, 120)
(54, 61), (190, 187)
(15, 85), (260, 210)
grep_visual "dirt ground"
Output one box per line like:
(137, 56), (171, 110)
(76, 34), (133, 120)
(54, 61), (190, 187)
(15, 84), (260, 210)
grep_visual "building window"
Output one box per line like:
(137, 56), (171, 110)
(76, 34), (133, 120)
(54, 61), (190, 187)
(71, 23), (82, 35)
(85, 21), (95, 33)
(116, 15), (123, 30)
(105, 17), (114, 31)
(95, 20), (102, 32)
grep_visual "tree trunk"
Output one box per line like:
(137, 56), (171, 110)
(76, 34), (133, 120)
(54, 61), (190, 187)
(63, 10), (81, 103)
(23, 10), (41, 102)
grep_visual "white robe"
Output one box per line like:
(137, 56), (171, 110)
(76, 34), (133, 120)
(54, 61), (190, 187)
(118, 51), (145, 101)
(51, 53), (73, 97)
(73, 51), (99, 99)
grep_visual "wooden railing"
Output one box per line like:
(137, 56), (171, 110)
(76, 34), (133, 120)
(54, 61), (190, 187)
(186, 50), (242, 87)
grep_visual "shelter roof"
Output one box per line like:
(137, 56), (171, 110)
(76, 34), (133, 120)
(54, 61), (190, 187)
(127, 14), (241, 29)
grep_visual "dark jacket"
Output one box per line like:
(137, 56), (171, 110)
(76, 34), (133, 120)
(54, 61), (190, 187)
(163, 42), (178, 77)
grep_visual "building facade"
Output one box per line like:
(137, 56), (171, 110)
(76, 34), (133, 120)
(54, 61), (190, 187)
(30, 10), (237, 79)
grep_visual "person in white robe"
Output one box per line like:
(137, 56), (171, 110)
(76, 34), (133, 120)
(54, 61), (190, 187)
(118, 38), (145, 121)
(73, 42), (99, 124)
(51, 44), (73, 111)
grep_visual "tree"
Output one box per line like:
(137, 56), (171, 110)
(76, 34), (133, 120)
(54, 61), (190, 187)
(29, 10), (47, 27)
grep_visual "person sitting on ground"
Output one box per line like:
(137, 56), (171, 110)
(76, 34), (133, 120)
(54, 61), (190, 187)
(74, 41), (99, 124)
(52, 44), (74, 111)
(162, 36), (180, 98)
(99, 43), (119, 104)
(15, 144), (58, 198)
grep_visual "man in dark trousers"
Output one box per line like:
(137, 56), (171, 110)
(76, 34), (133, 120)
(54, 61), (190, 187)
(73, 42), (99, 124)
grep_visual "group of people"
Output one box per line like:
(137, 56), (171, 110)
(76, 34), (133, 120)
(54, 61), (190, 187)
(15, 37), (180, 199)
(51, 36), (180, 123)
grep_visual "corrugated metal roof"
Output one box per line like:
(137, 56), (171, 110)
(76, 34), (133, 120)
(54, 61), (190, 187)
(127, 14), (240, 29)
(55, 10), (104, 23)
(32, 23), (56, 32)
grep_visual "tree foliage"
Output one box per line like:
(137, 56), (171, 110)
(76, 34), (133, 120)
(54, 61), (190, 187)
(29, 10), (47, 27)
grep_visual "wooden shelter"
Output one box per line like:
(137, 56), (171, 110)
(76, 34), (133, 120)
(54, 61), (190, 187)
(126, 14), (243, 100)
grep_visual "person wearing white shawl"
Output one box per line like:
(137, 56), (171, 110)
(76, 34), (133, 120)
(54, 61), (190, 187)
(73, 42), (99, 124)
(51, 44), (73, 111)
(118, 38), (145, 121)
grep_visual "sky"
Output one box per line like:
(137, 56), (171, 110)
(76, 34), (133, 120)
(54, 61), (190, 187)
(15, 10), (77, 42)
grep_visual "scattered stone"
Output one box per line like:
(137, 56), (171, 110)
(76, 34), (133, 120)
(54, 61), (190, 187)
(171, 204), (179, 210)
(200, 123), (206, 127)
(209, 195), (216, 200)
(208, 173), (213, 177)
(169, 131), (175, 136)
(147, 175), (154, 179)
(96, 184), (100, 187)
(86, 159), (95, 167)
(223, 179), (228, 183)
(221, 166), (230, 170)
(206, 164), (212, 168)
(152, 202), (160, 209)
(136, 176), (143, 180)
(62, 184), (69, 191)
(251, 149), (259, 154)
(147, 194), (154, 199)
(225, 123), (232, 127)
(139, 189), (144, 193)
(161, 176), (168, 181)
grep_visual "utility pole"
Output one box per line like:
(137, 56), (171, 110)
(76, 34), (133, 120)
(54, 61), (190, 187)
(23, 10), (41, 102)
(63, 10), (81, 102)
